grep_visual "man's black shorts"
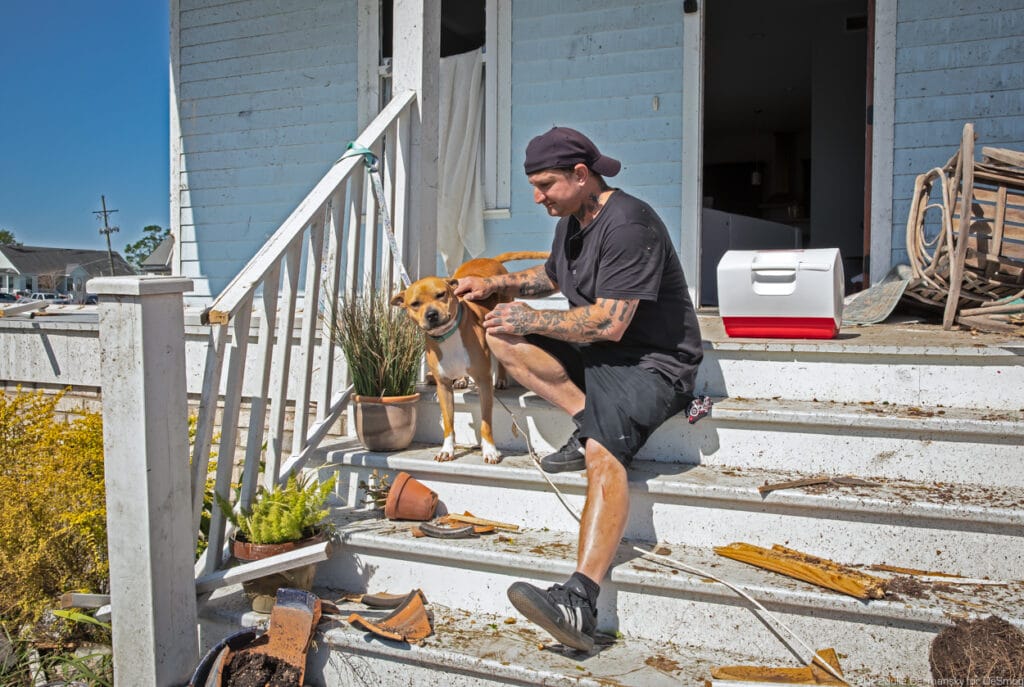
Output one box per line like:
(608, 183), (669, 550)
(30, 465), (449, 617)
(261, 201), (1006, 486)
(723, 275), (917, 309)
(526, 335), (695, 467)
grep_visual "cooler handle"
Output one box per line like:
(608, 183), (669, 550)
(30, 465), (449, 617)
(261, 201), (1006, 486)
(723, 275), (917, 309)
(752, 258), (833, 272)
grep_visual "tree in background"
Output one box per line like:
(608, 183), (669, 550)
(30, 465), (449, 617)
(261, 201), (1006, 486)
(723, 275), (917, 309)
(0, 229), (19, 245)
(124, 224), (169, 270)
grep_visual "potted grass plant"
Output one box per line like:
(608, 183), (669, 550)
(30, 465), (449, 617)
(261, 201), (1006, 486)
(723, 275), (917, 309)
(329, 291), (423, 451)
(217, 473), (336, 609)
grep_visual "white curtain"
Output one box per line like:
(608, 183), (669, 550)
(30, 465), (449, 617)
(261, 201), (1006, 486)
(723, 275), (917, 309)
(437, 48), (485, 275)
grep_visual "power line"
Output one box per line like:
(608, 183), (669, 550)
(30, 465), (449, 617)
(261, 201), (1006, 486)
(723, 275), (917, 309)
(94, 195), (119, 276)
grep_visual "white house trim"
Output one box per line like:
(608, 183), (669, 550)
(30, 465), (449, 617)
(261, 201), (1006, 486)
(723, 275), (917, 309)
(869, 0), (897, 284)
(484, 0), (512, 211)
(681, 3), (705, 304)
(169, 0), (182, 280)
(358, 0), (382, 130)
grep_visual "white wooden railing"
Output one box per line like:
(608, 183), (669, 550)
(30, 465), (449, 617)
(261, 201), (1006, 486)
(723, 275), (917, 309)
(190, 90), (418, 578)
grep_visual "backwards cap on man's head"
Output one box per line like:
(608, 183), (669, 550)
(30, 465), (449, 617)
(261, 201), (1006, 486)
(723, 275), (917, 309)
(524, 127), (621, 177)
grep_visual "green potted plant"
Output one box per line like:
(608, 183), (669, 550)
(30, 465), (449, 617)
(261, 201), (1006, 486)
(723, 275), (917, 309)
(328, 291), (424, 451)
(217, 473), (336, 610)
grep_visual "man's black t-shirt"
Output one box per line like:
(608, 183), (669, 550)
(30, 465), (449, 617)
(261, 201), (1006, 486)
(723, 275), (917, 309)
(543, 190), (703, 386)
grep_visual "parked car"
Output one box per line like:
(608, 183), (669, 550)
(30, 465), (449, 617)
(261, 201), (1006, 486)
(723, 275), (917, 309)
(29, 292), (72, 304)
(0, 292), (16, 302)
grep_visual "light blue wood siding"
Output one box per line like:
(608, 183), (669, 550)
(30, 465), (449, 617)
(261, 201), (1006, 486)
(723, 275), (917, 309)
(890, 0), (1024, 266)
(176, 0), (358, 297)
(486, 0), (685, 254)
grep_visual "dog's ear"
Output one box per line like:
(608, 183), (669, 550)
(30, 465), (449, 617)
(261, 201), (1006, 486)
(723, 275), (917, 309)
(447, 278), (459, 290)
(390, 292), (405, 308)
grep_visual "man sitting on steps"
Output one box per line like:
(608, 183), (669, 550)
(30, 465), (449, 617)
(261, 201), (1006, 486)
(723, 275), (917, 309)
(454, 126), (705, 651)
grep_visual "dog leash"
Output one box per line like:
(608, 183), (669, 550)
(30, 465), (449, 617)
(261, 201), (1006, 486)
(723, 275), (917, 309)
(493, 395), (847, 684)
(338, 142), (412, 288)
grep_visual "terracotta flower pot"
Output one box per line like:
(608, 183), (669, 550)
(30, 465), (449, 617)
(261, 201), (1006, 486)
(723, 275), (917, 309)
(230, 531), (326, 608)
(352, 393), (420, 451)
(384, 471), (438, 521)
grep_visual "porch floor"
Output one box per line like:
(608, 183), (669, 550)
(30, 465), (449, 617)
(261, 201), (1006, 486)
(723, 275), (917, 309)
(696, 312), (1023, 351)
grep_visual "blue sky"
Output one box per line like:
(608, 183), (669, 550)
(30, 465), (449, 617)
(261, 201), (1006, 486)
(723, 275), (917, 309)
(0, 2), (169, 252)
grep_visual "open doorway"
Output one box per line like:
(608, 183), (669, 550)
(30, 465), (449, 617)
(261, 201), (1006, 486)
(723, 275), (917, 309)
(699, 0), (869, 306)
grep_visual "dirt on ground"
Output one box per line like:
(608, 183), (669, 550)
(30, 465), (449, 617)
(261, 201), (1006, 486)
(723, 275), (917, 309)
(222, 651), (302, 687)
(930, 615), (1024, 684)
(884, 575), (928, 599)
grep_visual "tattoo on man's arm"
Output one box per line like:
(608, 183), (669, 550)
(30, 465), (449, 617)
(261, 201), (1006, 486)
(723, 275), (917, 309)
(511, 266), (556, 298)
(531, 298), (638, 342)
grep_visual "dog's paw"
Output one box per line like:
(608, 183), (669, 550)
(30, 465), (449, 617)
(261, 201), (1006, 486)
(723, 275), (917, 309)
(493, 376), (509, 390)
(452, 376), (471, 389)
(434, 436), (456, 462)
(482, 440), (502, 464)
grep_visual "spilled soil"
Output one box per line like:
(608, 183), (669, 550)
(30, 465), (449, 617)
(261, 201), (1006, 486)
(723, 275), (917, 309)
(223, 651), (302, 687)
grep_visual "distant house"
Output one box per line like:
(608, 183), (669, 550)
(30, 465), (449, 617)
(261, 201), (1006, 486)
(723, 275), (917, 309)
(140, 235), (175, 275)
(0, 245), (136, 298)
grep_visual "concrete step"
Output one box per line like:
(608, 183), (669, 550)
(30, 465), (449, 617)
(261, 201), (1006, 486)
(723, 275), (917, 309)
(319, 441), (1024, 579)
(413, 388), (1024, 487)
(198, 585), (879, 686)
(695, 316), (1024, 410)
(294, 506), (1024, 679)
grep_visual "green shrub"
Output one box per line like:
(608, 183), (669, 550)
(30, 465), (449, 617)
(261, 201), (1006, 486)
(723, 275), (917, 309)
(0, 389), (108, 635)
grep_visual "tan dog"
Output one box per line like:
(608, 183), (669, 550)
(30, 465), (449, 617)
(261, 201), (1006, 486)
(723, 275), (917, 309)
(390, 251), (548, 463)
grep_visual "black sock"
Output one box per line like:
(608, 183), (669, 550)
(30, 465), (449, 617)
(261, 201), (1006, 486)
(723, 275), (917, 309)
(571, 410), (585, 428)
(568, 571), (600, 608)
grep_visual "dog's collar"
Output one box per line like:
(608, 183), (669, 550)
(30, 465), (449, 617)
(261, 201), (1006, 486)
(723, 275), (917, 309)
(426, 302), (462, 342)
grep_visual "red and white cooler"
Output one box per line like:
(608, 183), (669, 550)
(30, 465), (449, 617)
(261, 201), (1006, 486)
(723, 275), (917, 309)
(716, 248), (844, 339)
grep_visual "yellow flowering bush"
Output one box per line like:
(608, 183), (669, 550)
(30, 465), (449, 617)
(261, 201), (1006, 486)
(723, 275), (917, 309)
(0, 389), (108, 632)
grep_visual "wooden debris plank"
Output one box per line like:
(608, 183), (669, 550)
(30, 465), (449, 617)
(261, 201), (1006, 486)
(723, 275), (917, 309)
(869, 563), (960, 577)
(0, 301), (46, 317)
(757, 477), (831, 495)
(194, 540), (332, 593)
(982, 146), (1024, 168)
(972, 185), (1024, 208)
(944, 123), (977, 330)
(960, 300), (1024, 316)
(915, 575), (1009, 586)
(444, 513), (519, 532)
(957, 314), (1023, 334)
(935, 593), (988, 610)
(710, 647), (845, 685)
(714, 542), (886, 599)
(60, 592), (111, 609)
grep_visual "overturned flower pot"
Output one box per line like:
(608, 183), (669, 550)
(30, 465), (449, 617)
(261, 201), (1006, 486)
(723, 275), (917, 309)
(384, 472), (438, 521)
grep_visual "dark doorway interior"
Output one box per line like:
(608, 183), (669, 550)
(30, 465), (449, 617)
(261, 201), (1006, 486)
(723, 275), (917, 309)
(700, 0), (868, 305)
(382, 0), (485, 58)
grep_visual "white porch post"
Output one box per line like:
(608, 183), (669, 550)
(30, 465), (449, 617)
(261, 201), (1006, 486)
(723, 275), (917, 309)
(88, 276), (198, 686)
(681, 2), (705, 305)
(392, 0), (440, 280)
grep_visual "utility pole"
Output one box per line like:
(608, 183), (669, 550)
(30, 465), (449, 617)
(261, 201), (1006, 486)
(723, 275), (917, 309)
(94, 195), (119, 276)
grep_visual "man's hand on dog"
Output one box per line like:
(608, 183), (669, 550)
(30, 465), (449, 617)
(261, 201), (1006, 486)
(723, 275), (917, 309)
(453, 276), (495, 301)
(483, 301), (538, 336)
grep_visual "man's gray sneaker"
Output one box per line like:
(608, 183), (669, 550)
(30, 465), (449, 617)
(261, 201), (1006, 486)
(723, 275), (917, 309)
(540, 431), (586, 473)
(507, 579), (597, 651)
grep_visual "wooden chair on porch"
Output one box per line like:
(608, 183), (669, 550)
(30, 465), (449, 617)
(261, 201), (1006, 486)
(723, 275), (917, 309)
(904, 122), (1024, 332)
